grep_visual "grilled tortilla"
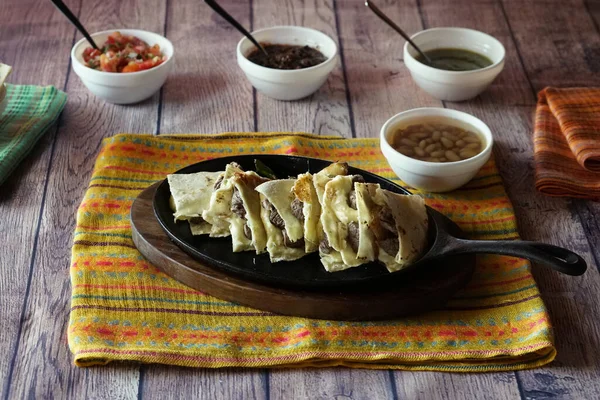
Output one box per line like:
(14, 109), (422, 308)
(370, 188), (429, 272)
(167, 171), (223, 235)
(292, 173), (320, 253)
(202, 163), (243, 238)
(230, 171), (269, 254)
(255, 179), (306, 262)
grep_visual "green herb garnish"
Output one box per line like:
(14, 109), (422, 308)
(254, 159), (278, 180)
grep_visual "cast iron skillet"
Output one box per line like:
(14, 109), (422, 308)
(153, 155), (587, 290)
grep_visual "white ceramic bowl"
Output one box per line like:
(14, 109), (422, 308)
(404, 28), (505, 102)
(380, 108), (493, 192)
(237, 26), (338, 101)
(71, 29), (174, 104)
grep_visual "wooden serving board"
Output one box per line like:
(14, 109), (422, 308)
(131, 183), (476, 320)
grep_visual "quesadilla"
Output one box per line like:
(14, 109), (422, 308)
(167, 171), (223, 235)
(255, 179), (306, 262)
(320, 175), (373, 270)
(370, 188), (429, 272)
(202, 163), (243, 238)
(230, 171), (269, 254)
(292, 173), (321, 253)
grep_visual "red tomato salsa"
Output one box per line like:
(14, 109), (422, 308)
(82, 32), (167, 73)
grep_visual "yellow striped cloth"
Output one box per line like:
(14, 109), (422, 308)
(68, 133), (555, 371)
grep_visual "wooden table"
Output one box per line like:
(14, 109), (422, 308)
(1, 0), (599, 398)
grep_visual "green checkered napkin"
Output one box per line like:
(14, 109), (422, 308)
(0, 84), (67, 185)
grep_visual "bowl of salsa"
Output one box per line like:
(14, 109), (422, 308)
(237, 26), (338, 101)
(71, 29), (174, 104)
(403, 28), (505, 102)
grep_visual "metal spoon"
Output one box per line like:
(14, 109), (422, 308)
(50, 0), (99, 50)
(365, 0), (433, 65)
(204, 0), (268, 58)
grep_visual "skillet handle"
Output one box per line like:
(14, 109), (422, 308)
(446, 238), (587, 276)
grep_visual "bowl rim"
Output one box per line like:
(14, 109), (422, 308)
(403, 27), (506, 76)
(380, 107), (494, 171)
(236, 25), (339, 74)
(70, 28), (175, 77)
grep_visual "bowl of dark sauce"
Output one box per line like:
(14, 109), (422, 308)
(404, 28), (505, 101)
(237, 26), (338, 101)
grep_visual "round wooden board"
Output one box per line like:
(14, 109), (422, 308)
(131, 183), (476, 321)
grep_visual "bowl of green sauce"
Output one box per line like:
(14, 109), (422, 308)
(403, 28), (505, 101)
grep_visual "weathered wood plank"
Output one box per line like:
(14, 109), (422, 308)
(340, 0), (525, 396)
(336, 0), (439, 140)
(159, 0), (254, 134)
(586, 0), (600, 32)
(490, 0), (600, 398)
(140, 367), (267, 400)
(269, 369), (393, 400)
(0, 0), (74, 396)
(4, 0), (165, 398)
(503, 0), (600, 87)
(252, 0), (352, 136)
(138, 1), (267, 397)
(395, 372), (521, 400)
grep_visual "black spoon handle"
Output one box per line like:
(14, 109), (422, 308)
(445, 238), (587, 276)
(204, 0), (268, 57)
(365, 0), (432, 65)
(50, 0), (99, 50)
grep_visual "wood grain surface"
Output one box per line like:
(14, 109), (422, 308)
(1, 0), (599, 398)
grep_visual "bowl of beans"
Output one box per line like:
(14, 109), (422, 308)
(380, 107), (493, 192)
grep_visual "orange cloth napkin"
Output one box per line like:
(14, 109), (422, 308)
(533, 87), (600, 199)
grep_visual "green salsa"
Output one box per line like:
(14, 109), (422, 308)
(416, 48), (493, 71)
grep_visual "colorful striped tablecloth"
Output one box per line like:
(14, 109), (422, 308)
(68, 133), (555, 371)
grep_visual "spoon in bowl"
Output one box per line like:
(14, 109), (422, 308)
(365, 0), (432, 66)
(50, 0), (99, 50)
(204, 0), (269, 58)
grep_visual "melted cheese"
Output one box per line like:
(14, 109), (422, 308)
(255, 179), (303, 242)
(373, 188), (429, 271)
(257, 193), (305, 263)
(231, 171), (268, 254)
(293, 173), (320, 253)
(202, 163), (242, 237)
(167, 171), (223, 221)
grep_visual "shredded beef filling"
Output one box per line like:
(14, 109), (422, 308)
(377, 207), (399, 255)
(283, 230), (304, 248)
(352, 174), (365, 184)
(243, 223), (252, 240)
(290, 198), (304, 221)
(189, 216), (204, 224)
(347, 221), (360, 253)
(231, 188), (246, 219)
(348, 190), (357, 209)
(347, 175), (364, 209)
(319, 235), (333, 254)
(213, 175), (224, 190)
(263, 200), (285, 230)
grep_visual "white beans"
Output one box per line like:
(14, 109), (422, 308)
(390, 122), (484, 163)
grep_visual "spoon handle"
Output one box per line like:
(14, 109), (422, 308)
(50, 0), (99, 50)
(204, 0), (268, 57)
(365, 0), (432, 65)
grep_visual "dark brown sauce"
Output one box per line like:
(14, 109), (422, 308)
(247, 43), (327, 70)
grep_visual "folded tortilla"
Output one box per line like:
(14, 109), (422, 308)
(202, 163), (243, 238)
(230, 171), (269, 254)
(292, 173), (320, 253)
(167, 171), (223, 235)
(312, 162), (355, 272)
(370, 188), (429, 272)
(255, 179), (306, 262)
(321, 175), (370, 269)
